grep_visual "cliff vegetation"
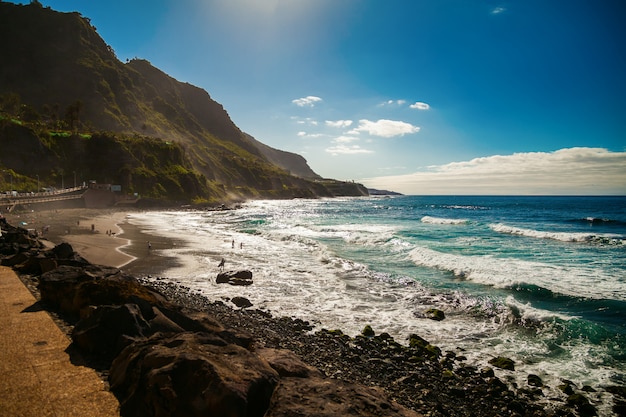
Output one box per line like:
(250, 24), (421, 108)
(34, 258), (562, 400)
(0, 1), (368, 204)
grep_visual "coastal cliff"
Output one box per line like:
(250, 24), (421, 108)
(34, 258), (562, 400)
(0, 1), (368, 202)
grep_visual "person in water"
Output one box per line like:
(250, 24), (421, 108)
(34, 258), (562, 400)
(218, 258), (225, 271)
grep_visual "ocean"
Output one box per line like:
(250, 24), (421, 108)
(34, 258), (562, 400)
(126, 195), (626, 413)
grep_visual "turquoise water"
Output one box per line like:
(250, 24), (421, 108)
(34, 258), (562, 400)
(129, 195), (626, 413)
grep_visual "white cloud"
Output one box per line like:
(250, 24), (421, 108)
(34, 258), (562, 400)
(326, 144), (374, 156)
(349, 119), (420, 138)
(379, 99), (406, 107)
(362, 148), (626, 195)
(333, 135), (360, 143)
(325, 120), (353, 128)
(409, 102), (430, 110)
(491, 7), (506, 14)
(292, 96), (323, 107)
(293, 117), (318, 126)
(297, 131), (325, 139)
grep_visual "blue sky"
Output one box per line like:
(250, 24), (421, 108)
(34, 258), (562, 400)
(25, 1), (626, 194)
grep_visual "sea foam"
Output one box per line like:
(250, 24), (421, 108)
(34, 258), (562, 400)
(421, 216), (468, 225)
(407, 246), (625, 301)
(490, 223), (624, 245)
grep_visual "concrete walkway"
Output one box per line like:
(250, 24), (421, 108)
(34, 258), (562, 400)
(0, 266), (120, 417)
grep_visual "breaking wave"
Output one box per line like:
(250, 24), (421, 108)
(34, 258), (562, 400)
(421, 216), (469, 225)
(490, 223), (624, 245)
(407, 246), (625, 301)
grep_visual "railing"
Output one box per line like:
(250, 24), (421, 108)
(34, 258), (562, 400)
(3, 186), (87, 199)
(2, 186), (88, 211)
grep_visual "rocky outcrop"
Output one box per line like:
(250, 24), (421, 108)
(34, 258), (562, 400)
(38, 264), (163, 316)
(488, 356), (515, 371)
(109, 330), (421, 417)
(424, 308), (446, 321)
(110, 332), (280, 417)
(231, 296), (253, 309)
(0, 225), (89, 277)
(216, 270), (253, 286)
(265, 377), (419, 417)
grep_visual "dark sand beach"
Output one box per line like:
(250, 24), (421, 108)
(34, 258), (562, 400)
(3, 208), (182, 275)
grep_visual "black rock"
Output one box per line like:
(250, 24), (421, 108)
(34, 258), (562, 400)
(232, 296), (253, 309)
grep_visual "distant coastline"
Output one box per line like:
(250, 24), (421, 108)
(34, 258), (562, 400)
(367, 188), (403, 196)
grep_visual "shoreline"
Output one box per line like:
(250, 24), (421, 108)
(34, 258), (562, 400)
(3, 208), (158, 270)
(115, 218), (185, 277)
(2, 208), (619, 416)
(3, 207), (208, 277)
(61, 211), (137, 269)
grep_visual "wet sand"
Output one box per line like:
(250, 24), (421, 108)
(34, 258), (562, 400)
(3, 208), (180, 275)
(114, 219), (184, 277)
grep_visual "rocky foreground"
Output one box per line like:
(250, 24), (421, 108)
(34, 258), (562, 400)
(2, 217), (624, 417)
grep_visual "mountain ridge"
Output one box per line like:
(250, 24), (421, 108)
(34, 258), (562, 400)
(0, 1), (367, 202)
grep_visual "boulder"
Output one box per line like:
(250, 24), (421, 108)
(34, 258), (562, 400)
(51, 242), (75, 259)
(408, 333), (429, 349)
(70, 288), (259, 360)
(424, 308), (446, 321)
(256, 348), (322, 379)
(72, 303), (151, 360)
(0, 228), (40, 247)
(231, 296), (253, 309)
(52, 246), (92, 267)
(527, 374), (543, 387)
(217, 270), (253, 286)
(38, 265), (100, 313)
(72, 277), (165, 315)
(147, 306), (187, 334)
(0, 241), (19, 256)
(265, 376), (421, 417)
(110, 332), (279, 417)
(480, 367), (495, 378)
(39, 264), (167, 316)
(488, 356), (515, 371)
(0, 252), (29, 266)
(14, 254), (57, 275)
(362, 324), (375, 337)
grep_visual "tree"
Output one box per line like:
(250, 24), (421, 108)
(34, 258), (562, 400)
(64, 100), (83, 131)
(20, 104), (40, 122)
(0, 92), (21, 116)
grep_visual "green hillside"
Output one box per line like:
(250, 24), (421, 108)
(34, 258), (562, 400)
(0, 1), (367, 203)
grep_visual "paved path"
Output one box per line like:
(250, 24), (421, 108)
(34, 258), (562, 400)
(0, 266), (120, 417)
